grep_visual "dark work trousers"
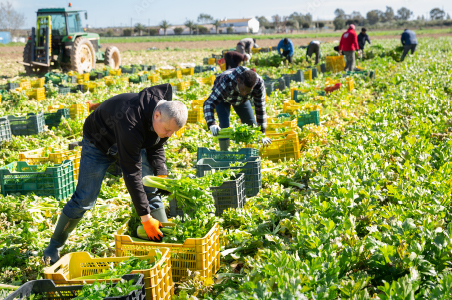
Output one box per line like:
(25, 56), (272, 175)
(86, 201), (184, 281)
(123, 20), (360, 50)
(307, 43), (320, 64)
(281, 50), (293, 64)
(400, 44), (417, 62)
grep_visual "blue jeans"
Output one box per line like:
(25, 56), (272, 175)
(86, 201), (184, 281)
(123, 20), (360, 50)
(63, 135), (162, 219)
(216, 100), (257, 130)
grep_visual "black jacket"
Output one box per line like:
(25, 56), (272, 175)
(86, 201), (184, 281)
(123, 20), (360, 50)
(357, 33), (371, 50)
(83, 84), (172, 216)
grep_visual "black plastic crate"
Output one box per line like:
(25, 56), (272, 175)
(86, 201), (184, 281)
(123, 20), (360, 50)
(8, 113), (45, 136)
(194, 65), (210, 73)
(58, 85), (70, 95)
(196, 156), (261, 197)
(311, 67), (318, 79)
(6, 82), (19, 91)
(291, 70), (305, 82)
(320, 63), (327, 73)
(44, 108), (70, 129)
(120, 66), (137, 74)
(69, 75), (77, 84)
(68, 140), (83, 150)
(0, 117), (12, 144)
(4, 274), (145, 300)
(197, 147), (259, 162)
(170, 173), (245, 217)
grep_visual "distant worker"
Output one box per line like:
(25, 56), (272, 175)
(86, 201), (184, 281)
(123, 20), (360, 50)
(358, 28), (371, 59)
(236, 38), (259, 55)
(224, 51), (251, 70)
(400, 29), (418, 62)
(203, 66), (271, 151)
(277, 38), (294, 64)
(339, 24), (359, 71)
(306, 40), (321, 65)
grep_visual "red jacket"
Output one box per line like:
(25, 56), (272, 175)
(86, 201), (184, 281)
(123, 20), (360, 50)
(339, 29), (359, 51)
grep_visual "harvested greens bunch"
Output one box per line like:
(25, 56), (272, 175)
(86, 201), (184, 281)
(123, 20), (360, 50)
(214, 124), (264, 144)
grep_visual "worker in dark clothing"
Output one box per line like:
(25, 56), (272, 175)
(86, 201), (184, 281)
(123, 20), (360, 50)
(306, 40), (321, 64)
(400, 29), (418, 62)
(224, 51), (250, 69)
(277, 38), (294, 63)
(204, 67), (271, 151)
(236, 38), (259, 55)
(357, 28), (371, 59)
(43, 84), (188, 265)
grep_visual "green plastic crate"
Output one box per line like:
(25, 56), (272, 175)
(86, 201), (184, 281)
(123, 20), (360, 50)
(0, 160), (75, 200)
(297, 111), (320, 128)
(44, 108), (70, 129)
(197, 147), (259, 162)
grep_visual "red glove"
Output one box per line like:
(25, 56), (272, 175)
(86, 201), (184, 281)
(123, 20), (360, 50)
(141, 217), (164, 242)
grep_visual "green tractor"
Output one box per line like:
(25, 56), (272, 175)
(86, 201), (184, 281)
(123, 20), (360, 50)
(19, 5), (121, 75)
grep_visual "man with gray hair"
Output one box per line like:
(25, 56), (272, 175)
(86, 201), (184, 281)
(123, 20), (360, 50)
(43, 84), (187, 264)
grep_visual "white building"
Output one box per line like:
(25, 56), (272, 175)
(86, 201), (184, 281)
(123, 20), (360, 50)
(219, 18), (260, 34)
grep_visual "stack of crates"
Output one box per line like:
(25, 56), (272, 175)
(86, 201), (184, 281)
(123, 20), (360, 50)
(7, 113), (45, 136)
(27, 87), (46, 101)
(283, 100), (304, 115)
(260, 130), (301, 162)
(148, 73), (161, 83)
(31, 78), (45, 88)
(19, 146), (82, 180)
(266, 117), (298, 132)
(69, 103), (90, 119)
(20, 79), (31, 90)
(187, 106), (204, 123)
(297, 110), (320, 128)
(0, 117), (12, 144)
(0, 160), (75, 200)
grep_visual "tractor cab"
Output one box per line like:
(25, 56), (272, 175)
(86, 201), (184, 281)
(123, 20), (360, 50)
(19, 4), (121, 75)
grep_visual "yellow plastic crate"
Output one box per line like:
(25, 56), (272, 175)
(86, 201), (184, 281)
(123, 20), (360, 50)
(0, 94), (2, 103)
(31, 78), (45, 88)
(346, 78), (354, 91)
(304, 70), (312, 81)
(76, 73), (90, 82)
(19, 147), (82, 180)
(196, 75), (216, 86)
(115, 222), (220, 283)
(148, 73), (161, 83)
(208, 58), (216, 65)
(187, 106), (204, 123)
(27, 87), (45, 101)
(160, 70), (182, 80)
(252, 48), (261, 54)
(325, 78), (340, 86)
(20, 80), (31, 90)
(283, 100), (303, 115)
(181, 68), (194, 76)
(173, 126), (185, 138)
(82, 82), (97, 92)
(44, 248), (173, 300)
(109, 69), (122, 76)
(220, 63), (226, 71)
(260, 131), (300, 162)
(191, 100), (205, 109)
(120, 77), (129, 83)
(176, 81), (190, 91)
(266, 118), (297, 132)
(104, 76), (116, 86)
(290, 88), (309, 100)
(69, 103), (90, 120)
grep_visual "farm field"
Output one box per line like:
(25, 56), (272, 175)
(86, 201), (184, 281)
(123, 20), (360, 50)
(0, 36), (452, 299)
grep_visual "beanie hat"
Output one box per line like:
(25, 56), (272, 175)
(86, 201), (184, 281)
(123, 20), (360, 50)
(349, 24), (355, 30)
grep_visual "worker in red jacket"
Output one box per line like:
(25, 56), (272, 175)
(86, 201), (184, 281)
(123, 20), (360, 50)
(339, 24), (359, 71)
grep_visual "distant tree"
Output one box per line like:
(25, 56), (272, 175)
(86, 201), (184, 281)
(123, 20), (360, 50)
(0, 1), (25, 36)
(173, 27), (183, 35)
(197, 13), (213, 24)
(430, 8), (446, 20)
(334, 9), (346, 19)
(318, 22), (325, 29)
(159, 20), (170, 36)
(213, 19), (221, 34)
(302, 22), (310, 29)
(198, 26), (209, 34)
(383, 6), (395, 22)
(134, 23), (145, 36)
(123, 28), (132, 36)
(184, 20), (196, 34)
(272, 14), (281, 30)
(148, 28), (158, 36)
(397, 7), (413, 20)
(106, 29), (114, 37)
(256, 16), (270, 28)
(367, 10), (383, 25)
(333, 18), (345, 30)
(226, 27), (233, 34)
(447, 13), (451, 20)
(286, 19), (299, 30)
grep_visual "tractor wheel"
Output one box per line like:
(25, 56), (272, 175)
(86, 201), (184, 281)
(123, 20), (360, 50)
(23, 43), (49, 75)
(104, 46), (121, 70)
(70, 37), (96, 74)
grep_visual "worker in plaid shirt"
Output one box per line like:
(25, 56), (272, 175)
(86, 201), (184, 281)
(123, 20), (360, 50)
(203, 66), (272, 151)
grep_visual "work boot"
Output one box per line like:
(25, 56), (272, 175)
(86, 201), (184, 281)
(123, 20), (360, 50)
(219, 138), (230, 151)
(43, 212), (82, 265)
(150, 206), (168, 223)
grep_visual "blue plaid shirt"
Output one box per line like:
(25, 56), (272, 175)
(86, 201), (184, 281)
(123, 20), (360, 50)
(203, 66), (267, 133)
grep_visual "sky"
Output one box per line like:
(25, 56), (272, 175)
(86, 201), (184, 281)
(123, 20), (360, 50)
(11, 0), (452, 29)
